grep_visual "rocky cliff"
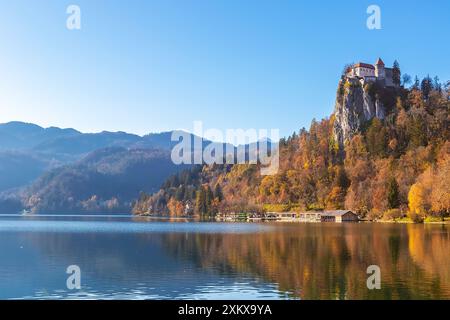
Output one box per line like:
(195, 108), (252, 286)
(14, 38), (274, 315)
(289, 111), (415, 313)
(333, 78), (387, 146)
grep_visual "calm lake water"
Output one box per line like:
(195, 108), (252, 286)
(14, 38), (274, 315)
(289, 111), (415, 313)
(0, 215), (449, 300)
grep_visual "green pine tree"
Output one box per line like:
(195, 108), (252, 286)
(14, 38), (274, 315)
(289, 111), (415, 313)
(195, 188), (206, 216)
(205, 186), (213, 215)
(392, 60), (401, 86)
(387, 177), (400, 209)
(213, 184), (224, 202)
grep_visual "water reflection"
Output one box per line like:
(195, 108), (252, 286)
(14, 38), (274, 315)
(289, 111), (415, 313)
(0, 216), (449, 299)
(158, 223), (450, 299)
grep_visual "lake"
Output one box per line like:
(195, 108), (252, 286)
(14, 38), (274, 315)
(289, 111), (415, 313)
(0, 215), (449, 300)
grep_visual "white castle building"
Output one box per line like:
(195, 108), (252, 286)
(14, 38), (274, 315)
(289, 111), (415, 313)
(346, 58), (397, 87)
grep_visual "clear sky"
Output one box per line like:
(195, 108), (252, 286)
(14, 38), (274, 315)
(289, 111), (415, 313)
(0, 0), (449, 138)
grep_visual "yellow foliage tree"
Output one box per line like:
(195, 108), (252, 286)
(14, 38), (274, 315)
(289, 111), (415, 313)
(326, 186), (345, 210)
(167, 198), (184, 217)
(408, 183), (427, 221)
(430, 153), (450, 216)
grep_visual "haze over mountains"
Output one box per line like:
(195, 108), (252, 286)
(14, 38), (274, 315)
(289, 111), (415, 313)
(0, 122), (185, 191)
(0, 121), (266, 214)
(0, 121), (197, 213)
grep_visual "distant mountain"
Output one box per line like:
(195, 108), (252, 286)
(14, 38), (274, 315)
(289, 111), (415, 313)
(0, 121), (80, 150)
(0, 150), (80, 193)
(0, 121), (260, 214)
(0, 122), (195, 195)
(0, 122), (83, 194)
(19, 147), (187, 214)
(34, 131), (141, 155)
(0, 131), (22, 149)
(134, 131), (185, 150)
(0, 151), (52, 191)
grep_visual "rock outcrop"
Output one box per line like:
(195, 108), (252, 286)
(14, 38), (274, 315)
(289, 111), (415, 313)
(333, 78), (386, 146)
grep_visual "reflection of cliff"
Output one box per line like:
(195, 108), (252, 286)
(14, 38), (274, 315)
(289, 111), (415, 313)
(161, 224), (450, 299)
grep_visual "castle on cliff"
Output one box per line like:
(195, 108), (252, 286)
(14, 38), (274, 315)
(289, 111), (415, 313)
(333, 58), (400, 147)
(345, 58), (398, 87)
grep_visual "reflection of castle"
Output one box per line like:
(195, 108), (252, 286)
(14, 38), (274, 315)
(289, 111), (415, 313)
(346, 58), (397, 87)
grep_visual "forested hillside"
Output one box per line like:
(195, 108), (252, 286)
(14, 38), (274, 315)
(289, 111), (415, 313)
(19, 148), (187, 214)
(0, 125), (204, 214)
(134, 71), (449, 222)
(0, 123), (197, 196)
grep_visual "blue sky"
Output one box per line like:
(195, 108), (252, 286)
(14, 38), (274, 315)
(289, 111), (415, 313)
(0, 0), (449, 139)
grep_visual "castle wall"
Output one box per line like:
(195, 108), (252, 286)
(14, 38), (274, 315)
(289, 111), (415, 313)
(384, 68), (394, 87)
(355, 67), (375, 78)
(375, 65), (385, 79)
(348, 61), (397, 87)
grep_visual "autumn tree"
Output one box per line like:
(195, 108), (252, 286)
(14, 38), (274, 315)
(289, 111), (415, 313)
(430, 154), (450, 216)
(167, 198), (184, 217)
(408, 183), (427, 222)
(326, 166), (350, 209)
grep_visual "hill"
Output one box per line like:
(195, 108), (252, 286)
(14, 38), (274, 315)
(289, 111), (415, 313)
(0, 122), (202, 195)
(0, 123), (238, 214)
(133, 69), (449, 222)
(19, 147), (187, 214)
(0, 121), (81, 150)
(0, 123), (210, 214)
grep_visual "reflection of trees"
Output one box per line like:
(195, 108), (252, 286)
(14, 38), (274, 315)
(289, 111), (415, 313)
(18, 222), (450, 299)
(407, 224), (450, 285)
(161, 224), (450, 299)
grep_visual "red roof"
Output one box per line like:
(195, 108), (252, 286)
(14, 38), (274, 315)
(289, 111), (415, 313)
(354, 62), (375, 69)
(376, 58), (385, 66)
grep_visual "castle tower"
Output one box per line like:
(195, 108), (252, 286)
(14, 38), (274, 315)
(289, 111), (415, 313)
(375, 58), (385, 79)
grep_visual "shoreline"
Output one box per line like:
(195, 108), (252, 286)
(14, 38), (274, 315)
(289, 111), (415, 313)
(5, 212), (448, 225)
(134, 213), (450, 225)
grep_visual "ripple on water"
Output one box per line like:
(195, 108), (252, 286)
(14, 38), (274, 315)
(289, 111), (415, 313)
(0, 218), (273, 234)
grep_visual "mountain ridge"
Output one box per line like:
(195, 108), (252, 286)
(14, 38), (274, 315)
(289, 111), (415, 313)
(0, 122), (261, 214)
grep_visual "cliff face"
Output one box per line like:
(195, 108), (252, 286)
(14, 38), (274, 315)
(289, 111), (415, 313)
(333, 79), (385, 146)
